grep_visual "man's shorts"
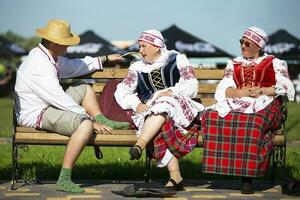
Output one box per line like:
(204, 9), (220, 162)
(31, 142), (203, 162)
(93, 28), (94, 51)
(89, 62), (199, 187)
(41, 84), (89, 136)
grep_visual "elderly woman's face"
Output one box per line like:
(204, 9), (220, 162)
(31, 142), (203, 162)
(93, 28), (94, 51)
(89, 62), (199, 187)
(138, 41), (161, 63)
(240, 37), (261, 58)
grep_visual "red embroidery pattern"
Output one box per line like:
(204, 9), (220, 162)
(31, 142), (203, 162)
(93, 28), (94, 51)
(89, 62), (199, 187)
(224, 68), (233, 78)
(151, 95), (195, 125)
(231, 98), (251, 113)
(179, 65), (195, 80)
(278, 69), (289, 78)
(122, 70), (137, 87)
(173, 95), (194, 122)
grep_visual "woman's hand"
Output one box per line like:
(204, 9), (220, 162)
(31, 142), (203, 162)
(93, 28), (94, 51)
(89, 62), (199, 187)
(226, 87), (261, 98)
(93, 122), (112, 134)
(226, 86), (276, 98)
(248, 87), (262, 98)
(136, 103), (149, 114)
(156, 89), (173, 99)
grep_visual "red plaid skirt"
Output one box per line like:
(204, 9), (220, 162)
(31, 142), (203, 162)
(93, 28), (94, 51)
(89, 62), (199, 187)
(147, 119), (200, 160)
(201, 99), (283, 177)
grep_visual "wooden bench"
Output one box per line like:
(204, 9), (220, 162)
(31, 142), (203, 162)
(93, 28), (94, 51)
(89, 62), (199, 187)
(11, 68), (288, 190)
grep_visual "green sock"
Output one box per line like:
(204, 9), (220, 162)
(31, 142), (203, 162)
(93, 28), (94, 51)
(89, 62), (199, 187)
(56, 168), (84, 193)
(95, 114), (130, 129)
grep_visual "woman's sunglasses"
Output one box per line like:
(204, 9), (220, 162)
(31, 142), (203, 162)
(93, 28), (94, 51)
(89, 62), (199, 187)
(239, 39), (255, 48)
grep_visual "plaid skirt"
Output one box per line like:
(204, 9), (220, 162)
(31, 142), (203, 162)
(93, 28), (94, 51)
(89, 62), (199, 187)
(201, 99), (283, 177)
(147, 118), (200, 160)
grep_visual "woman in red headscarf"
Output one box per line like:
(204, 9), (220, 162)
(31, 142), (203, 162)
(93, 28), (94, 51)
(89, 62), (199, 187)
(201, 26), (295, 194)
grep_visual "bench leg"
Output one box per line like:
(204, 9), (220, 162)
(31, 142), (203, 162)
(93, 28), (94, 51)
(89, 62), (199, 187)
(144, 152), (151, 183)
(272, 145), (286, 183)
(11, 143), (19, 190)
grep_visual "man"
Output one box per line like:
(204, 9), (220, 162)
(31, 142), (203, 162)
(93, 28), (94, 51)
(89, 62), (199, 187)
(14, 19), (129, 193)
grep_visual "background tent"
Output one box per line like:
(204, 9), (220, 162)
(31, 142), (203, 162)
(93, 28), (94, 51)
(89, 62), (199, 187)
(126, 25), (232, 68)
(264, 29), (300, 64)
(264, 29), (300, 79)
(128, 25), (232, 58)
(0, 36), (27, 57)
(66, 30), (125, 58)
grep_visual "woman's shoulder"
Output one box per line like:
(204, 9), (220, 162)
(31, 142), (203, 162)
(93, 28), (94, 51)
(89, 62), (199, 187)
(128, 60), (143, 71)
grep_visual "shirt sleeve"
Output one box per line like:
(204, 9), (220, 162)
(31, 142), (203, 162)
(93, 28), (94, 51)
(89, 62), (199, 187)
(58, 56), (102, 78)
(273, 58), (295, 101)
(29, 60), (87, 114)
(114, 65), (141, 111)
(214, 60), (236, 102)
(169, 54), (198, 98)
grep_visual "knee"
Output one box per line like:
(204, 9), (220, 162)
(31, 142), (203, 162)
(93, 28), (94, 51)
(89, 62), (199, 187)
(84, 84), (94, 94)
(78, 119), (94, 137)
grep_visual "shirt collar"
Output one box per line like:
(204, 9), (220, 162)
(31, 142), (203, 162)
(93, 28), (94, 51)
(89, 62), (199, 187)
(38, 43), (57, 65)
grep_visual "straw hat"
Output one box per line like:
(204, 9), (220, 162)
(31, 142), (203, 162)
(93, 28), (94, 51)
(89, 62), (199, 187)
(36, 19), (80, 46)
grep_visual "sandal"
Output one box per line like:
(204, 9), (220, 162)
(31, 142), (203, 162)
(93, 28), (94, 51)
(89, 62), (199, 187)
(165, 178), (184, 191)
(129, 145), (142, 160)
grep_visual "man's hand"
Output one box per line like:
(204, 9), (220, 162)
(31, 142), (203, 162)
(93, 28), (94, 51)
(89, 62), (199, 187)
(107, 54), (124, 62)
(136, 103), (149, 114)
(93, 122), (112, 134)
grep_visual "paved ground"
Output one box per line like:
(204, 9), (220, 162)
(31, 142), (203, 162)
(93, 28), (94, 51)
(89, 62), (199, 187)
(1, 179), (299, 200)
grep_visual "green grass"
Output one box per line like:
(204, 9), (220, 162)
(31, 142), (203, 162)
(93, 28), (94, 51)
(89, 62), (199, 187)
(1, 97), (300, 181)
(1, 144), (300, 181)
(0, 98), (13, 137)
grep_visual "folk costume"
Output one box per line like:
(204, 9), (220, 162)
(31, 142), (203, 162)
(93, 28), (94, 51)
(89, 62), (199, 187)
(115, 30), (204, 167)
(201, 27), (295, 177)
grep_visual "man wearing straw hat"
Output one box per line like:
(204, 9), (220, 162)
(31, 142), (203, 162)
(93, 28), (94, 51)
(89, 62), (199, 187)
(14, 19), (129, 193)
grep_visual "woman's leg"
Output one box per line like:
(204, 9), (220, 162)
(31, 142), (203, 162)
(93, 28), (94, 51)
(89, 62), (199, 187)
(165, 156), (183, 187)
(129, 114), (166, 160)
(136, 114), (166, 149)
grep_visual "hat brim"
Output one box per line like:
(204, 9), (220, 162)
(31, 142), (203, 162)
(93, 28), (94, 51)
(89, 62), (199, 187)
(36, 28), (80, 46)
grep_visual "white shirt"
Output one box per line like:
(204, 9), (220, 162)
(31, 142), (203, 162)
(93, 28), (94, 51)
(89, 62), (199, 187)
(15, 43), (103, 127)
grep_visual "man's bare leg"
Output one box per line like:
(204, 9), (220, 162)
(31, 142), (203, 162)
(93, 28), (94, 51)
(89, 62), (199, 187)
(81, 84), (130, 129)
(56, 120), (93, 193)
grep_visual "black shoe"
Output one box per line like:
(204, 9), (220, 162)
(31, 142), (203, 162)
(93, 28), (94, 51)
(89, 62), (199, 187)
(129, 145), (142, 160)
(165, 178), (184, 191)
(241, 177), (254, 194)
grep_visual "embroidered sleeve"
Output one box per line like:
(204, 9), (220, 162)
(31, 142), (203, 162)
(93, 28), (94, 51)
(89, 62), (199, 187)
(122, 70), (137, 87)
(114, 67), (141, 111)
(170, 54), (198, 98)
(215, 60), (237, 102)
(273, 58), (295, 101)
(179, 65), (196, 80)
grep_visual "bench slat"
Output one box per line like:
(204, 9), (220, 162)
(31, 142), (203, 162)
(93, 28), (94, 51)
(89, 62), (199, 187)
(15, 131), (138, 146)
(15, 127), (284, 146)
(89, 69), (224, 80)
(92, 83), (218, 94)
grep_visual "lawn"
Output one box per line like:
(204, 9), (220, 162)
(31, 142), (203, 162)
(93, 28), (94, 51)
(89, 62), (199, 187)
(0, 97), (300, 181)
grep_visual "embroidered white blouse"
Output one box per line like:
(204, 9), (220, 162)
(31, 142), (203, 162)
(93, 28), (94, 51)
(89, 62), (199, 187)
(15, 43), (103, 127)
(114, 50), (204, 132)
(114, 50), (205, 167)
(210, 54), (295, 117)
